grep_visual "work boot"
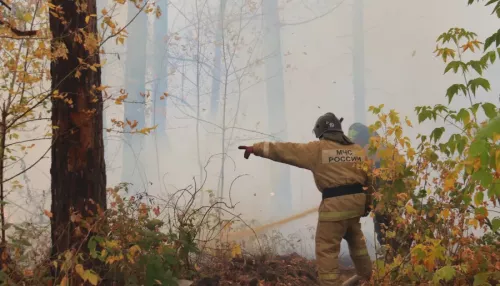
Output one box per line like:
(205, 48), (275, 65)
(341, 275), (362, 286)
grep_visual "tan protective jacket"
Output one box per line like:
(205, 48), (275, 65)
(252, 139), (373, 221)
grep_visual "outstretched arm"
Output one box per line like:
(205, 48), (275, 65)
(248, 141), (320, 170)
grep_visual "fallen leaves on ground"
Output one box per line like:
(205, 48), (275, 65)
(193, 252), (355, 285)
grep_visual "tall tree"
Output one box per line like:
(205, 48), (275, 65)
(352, 0), (366, 124)
(262, 0), (292, 219)
(121, 2), (148, 191)
(152, 0), (169, 138)
(49, 0), (106, 255)
(149, 0), (169, 191)
(208, 0), (227, 120)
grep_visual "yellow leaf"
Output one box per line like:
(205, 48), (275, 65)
(85, 270), (99, 285)
(85, 15), (90, 24)
(75, 264), (85, 278)
(101, 8), (108, 15)
(468, 218), (479, 229)
(90, 65), (97, 72)
(129, 245), (141, 256)
(60, 276), (68, 286)
(473, 158), (481, 171)
(444, 174), (456, 191)
(441, 209), (450, 219)
(104, 240), (120, 250)
(231, 243), (242, 258)
(494, 133), (500, 142)
(405, 204), (416, 215)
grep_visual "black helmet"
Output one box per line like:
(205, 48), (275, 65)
(313, 112), (344, 139)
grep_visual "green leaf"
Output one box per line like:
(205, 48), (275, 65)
(430, 127), (445, 142)
(484, 29), (499, 50)
(467, 60), (486, 75)
(457, 108), (471, 125)
(433, 266), (456, 285)
(472, 169), (493, 188)
(88, 237), (98, 258)
(488, 180), (500, 199)
(418, 110), (430, 123)
(480, 50), (496, 64)
(473, 272), (491, 286)
(476, 115), (500, 138)
(492, 218), (500, 232)
(471, 103), (481, 116)
(446, 84), (467, 103)
(475, 207), (488, 217)
(486, 0), (499, 7)
(474, 192), (484, 206)
(457, 138), (466, 154)
(497, 26), (500, 45)
(444, 61), (467, 74)
(468, 78), (491, 95)
(482, 103), (498, 119)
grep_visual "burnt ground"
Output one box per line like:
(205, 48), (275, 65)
(194, 252), (356, 286)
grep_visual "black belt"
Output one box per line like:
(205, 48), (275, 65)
(322, 184), (364, 200)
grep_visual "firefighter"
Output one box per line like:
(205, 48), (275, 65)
(348, 123), (408, 258)
(348, 123), (387, 248)
(238, 112), (373, 286)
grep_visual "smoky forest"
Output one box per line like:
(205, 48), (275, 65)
(0, 0), (499, 285)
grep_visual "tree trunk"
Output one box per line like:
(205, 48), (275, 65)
(49, 0), (107, 256)
(352, 0), (366, 124)
(263, 0), (292, 219)
(121, 2), (148, 192)
(149, 0), (169, 192)
(152, 0), (168, 137)
(209, 0), (227, 121)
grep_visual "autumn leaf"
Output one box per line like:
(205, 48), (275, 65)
(85, 270), (99, 285)
(231, 243), (242, 258)
(44, 210), (53, 218)
(433, 266), (456, 284)
(441, 208), (450, 219)
(153, 206), (160, 216)
(75, 264), (85, 278)
(60, 276), (68, 286)
(405, 204), (416, 215)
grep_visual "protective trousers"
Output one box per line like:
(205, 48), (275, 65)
(316, 217), (372, 285)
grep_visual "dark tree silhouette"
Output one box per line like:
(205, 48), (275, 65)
(49, 0), (106, 256)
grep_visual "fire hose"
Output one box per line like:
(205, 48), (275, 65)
(227, 207), (318, 240)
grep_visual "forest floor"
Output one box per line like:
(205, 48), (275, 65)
(193, 252), (356, 285)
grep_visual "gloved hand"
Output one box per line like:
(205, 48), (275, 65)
(238, 146), (254, 159)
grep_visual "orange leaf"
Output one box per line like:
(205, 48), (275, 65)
(44, 210), (53, 218)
